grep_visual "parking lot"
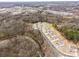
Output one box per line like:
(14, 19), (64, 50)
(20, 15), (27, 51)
(33, 22), (78, 56)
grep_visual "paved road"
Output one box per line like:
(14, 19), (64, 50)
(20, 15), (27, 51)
(41, 30), (73, 57)
(33, 22), (74, 57)
(44, 10), (73, 16)
(41, 31), (64, 57)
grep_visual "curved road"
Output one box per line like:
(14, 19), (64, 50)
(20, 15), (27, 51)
(41, 31), (73, 57)
(33, 22), (74, 57)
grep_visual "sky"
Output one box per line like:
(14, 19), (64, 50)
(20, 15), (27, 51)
(0, 0), (79, 2)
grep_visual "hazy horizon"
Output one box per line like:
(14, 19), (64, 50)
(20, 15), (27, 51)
(0, 0), (79, 2)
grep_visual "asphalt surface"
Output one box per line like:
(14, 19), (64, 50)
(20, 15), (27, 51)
(33, 22), (74, 57)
